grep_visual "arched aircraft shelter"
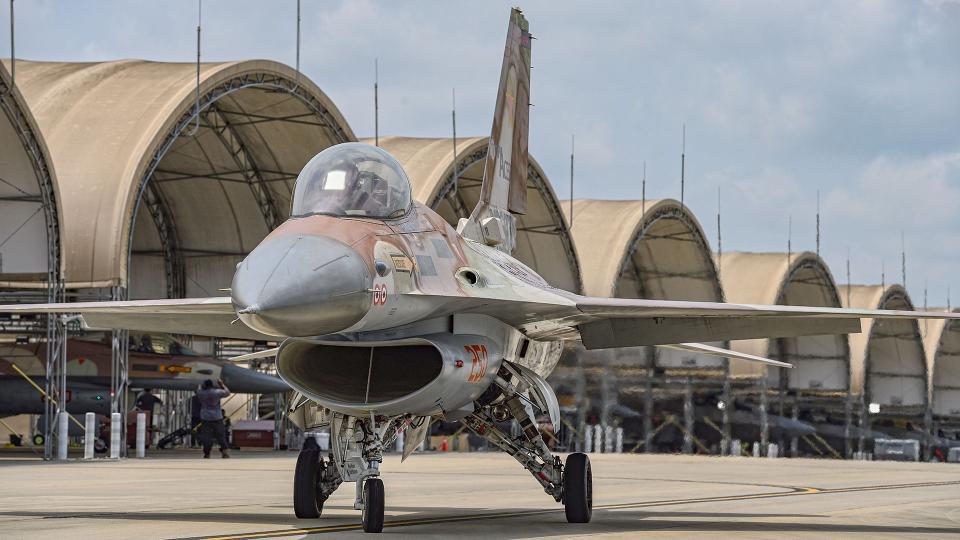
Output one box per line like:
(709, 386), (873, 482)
(843, 284), (929, 456)
(568, 198), (725, 370)
(0, 62), (61, 293)
(721, 252), (850, 392)
(843, 284), (927, 415)
(922, 313), (960, 421)
(561, 199), (726, 454)
(373, 136), (581, 293)
(11, 60), (355, 299)
(720, 251), (851, 456)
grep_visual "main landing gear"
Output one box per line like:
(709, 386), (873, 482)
(464, 364), (594, 524)
(294, 414), (404, 533)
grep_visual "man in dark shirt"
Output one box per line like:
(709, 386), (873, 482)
(195, 379), (231, 458)
(135, 388), (162, 413)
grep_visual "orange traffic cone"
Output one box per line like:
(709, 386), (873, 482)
(441, 436), (448, 452)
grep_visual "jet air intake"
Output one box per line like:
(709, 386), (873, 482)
(276, 335), (502, 417)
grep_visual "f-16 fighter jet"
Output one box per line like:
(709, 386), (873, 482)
(2, 9), (958, 534)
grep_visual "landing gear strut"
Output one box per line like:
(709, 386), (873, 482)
(465, 364), (594, 524)
(293, 414), (403, 533)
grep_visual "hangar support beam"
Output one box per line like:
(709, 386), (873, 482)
(203, 103), (283, 231)
(1, 66), (66, 460)
(128, 71), (353, 298)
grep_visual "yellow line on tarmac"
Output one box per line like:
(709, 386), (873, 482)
(195, 479), (960, 540)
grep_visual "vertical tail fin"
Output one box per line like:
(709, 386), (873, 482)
(457, 8), (531, 253)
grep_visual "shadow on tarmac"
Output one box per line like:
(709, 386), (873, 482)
(1, 507), (956, 537)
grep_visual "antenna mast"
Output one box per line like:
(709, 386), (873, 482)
(846, 248), (851, 306)
(815, 189), (821, 256)
(569, 134), (574, 228)
(717, 186), (722, 279)
(787, 215), (792, 261)
(900, 231), (906, 287)
(374, 58), (379, 146)
(680, 124), (686, 210)
(294, 0), (301, 89)
(8, 0), (13, 89)
(641, 161), (646, 217)
(452, 88), (458, 198)
(182, 0), (202, 137)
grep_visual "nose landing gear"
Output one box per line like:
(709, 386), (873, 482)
(361, 477), (385, 533)
(294, 414), (403, 533)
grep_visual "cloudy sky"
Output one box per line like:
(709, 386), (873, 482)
(8, 0), (960, 304)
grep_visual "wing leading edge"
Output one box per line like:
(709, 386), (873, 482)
(0, 297), (275, 341)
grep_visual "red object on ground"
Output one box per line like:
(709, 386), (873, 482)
(232, 419), (275, 448)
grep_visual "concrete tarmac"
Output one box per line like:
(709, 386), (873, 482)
(1, 451), (959, 539)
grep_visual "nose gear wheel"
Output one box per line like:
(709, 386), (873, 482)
(362, 478), (385, 533)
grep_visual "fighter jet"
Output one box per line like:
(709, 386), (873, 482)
(2, 9), (958, 533)
(0, 332), (289, 438)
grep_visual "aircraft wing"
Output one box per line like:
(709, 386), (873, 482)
(0, 297), (275, 341)
(456, 294), (960, 349)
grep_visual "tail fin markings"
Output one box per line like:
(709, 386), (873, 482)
(458, 8), (531, 253)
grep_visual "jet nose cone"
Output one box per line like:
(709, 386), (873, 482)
(232, 234), (372, 337)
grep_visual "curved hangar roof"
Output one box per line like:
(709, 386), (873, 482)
(920, 312), (960, 418)
(10, 59), (355, 297)
(373, 136), (581, 293)
(564, 198), (724, 370)
(0, 61), (61, 289)
(720, 251), (850, 394)
(842, 284), (927, 412)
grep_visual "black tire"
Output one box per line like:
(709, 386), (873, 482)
(293, 447), (322, 518)
(362, 478), (385, 533)
(563, 452), (592, 523)
(32, 434), (44, 447)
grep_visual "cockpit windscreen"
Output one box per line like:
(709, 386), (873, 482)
(291, 143), (412, 219)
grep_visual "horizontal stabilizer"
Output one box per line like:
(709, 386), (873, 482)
(660, 342), (792, 368)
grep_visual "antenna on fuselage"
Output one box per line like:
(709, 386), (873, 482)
(881, 260), (886, 290)
(680, 124), (686, 210)
(569, 134), (575, 229)
(374, 58), (379, 146)
(452, 88), (458, 199)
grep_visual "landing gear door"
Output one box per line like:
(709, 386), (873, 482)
(402, 416), (431, 462)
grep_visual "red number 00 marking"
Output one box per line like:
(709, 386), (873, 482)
(372, 283), (388, 305)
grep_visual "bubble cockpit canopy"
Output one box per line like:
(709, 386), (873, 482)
(291, 143), (412, 219)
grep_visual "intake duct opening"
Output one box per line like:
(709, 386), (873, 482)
(278, 341), (443, 404)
